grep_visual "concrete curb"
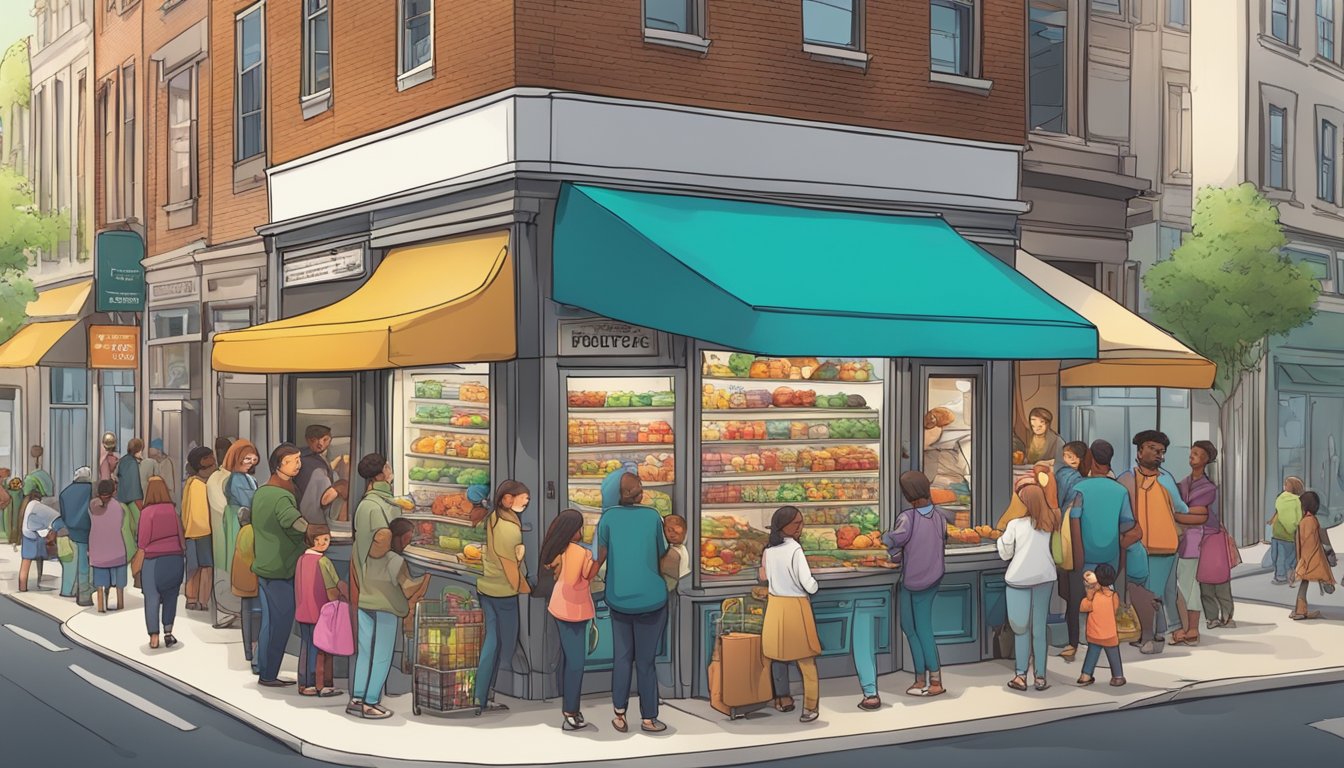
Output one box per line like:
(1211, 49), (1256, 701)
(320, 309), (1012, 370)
(9, 591), (1343, 768)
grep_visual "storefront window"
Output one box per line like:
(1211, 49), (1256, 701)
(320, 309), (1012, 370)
(0, 388), (18, 473)
(923, 376), (976, 528)
(149, 305), (201, 340)
(149, 344), (194, 390)
(399, 366), (492, 572)
(211, 306), (253, 333)
(293, 375), (355, 529)
(51, 367), (88, 405)
(699, 353), (885, 578)
(566, 375), (677, 577)
(100, 370), (136, 452)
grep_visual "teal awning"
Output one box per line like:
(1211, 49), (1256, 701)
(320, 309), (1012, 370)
(552, 185), (1098, 359)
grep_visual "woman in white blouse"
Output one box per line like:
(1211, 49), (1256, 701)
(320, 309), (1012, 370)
(758, 505), (822, 723)
(996, 483), (1061, 692)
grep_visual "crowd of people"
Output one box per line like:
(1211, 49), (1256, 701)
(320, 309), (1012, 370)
(1, 422), (1338, 733)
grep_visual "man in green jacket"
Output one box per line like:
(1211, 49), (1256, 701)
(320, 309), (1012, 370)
(251, 443), (309, 687)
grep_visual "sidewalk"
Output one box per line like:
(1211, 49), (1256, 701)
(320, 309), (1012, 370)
(4, 544), (1343, 768)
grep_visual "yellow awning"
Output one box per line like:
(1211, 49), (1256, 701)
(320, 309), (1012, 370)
(0, 320), (80, 368)
(26, 280), (93, 318)
(212, 230), (516, 373)
(1015, 250), (1216, 389)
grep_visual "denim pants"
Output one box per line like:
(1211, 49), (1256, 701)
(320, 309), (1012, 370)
(1148, 555), (1178, 634)
(853, 607), (881, 696)
(352, 609), (398, 706)
(257, 577), (296, 682)
(554, 617), (589, 714)
(1082, 643), (1124, 679)
(611, 604), (667, 721)
(297, 622), (329, 689)
(1007, 583), (1053, 678)
(60, 541), (92, 603)
(1272, 539), (1297, 581)
(141, 555), (184, 636)
(476, 595), (521, 708)
(899, 583), (941, 675)
(240, 596), (263, 673)
(1056, 567), (1086, 649)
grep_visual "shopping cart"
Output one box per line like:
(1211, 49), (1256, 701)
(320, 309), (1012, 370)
(411, 595), (485, 716)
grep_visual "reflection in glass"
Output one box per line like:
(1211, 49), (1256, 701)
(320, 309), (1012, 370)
(923, 377), (974, 517)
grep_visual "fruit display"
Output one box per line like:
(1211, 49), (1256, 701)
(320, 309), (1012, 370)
(407, 465), (490, 487)
(459, 383), (489, 403)
(569, 487), (672, 515)
(699, 516), (769, 576)
(412, 404), (490, 429)
(701, 418), (880, 442)
(567, 418), (674, 445)
(410, 434), (490, 460)
(945, 524), (1002, 546)
(702, 384), (870, 411)
(568, 453), (674, 482)
(406, 516), (486, 571)
(413, 379), (490, 402)
(701, 477), (879, 505)
(702, 353), (882, 382)
(567, 390), (676, 409)
(701, 445), (878, 475)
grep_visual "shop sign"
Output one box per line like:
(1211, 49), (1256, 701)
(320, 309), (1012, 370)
(149, 278), (200, 304)
(88, 325), (140, 369)
(558, 319), (659, 356)
(94, 231), (147, 312)
(282, 247), (365, 288)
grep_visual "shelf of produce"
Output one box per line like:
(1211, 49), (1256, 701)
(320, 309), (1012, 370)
(700, 439), (879, 446)
(567, 407), (675, 414)
(568, 477), (674, 487)
(700, 408), (879, 419)
(702, 500), (877, 509)
(403, 548), (483, 574)
(406, 480), (471, 491)
(407, 424), (491, 435)
(701, 376), (883, 385)
(566, 443), (676, 453)
(407, 452), (490, 464)
(701, 470), (879, 482)
(408, 397), (489, 408)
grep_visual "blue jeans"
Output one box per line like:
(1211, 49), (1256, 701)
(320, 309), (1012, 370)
(240, 596), (263, 674)
(141, 555), (184, 636)
(1148, 555), (1177, 635)
(476, 595), (521, 708)
(611, 604), (667, 721)
(352, 609), (398, 706)
(298, 622), (319, 689)
(257, 577), (296, 682)
(1272, 539), (1297, 582)
(554, 617), (588, 714)
(1007, 583), (1053, 678)
(853, 607), (880, 696)
(900, 583), (941, 675)
(60, 541), (92, 603)
(1082, 642), (1124, 679)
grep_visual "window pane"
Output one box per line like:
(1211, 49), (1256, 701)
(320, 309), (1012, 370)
(241, 114), (262, 161)
(931, 1), (973, 76)
(1030, 0), (1069, 133)
(1092, 0), (1122, 13)
(803, 0), (857, 48)
(1321, 121), (1338, 203)
(1273, 0), (1291, 42)
(307, 0), (327, 14)
(1269, 106), (1286, 189)
(240, 11), (262, 70)
(645, 0), (692, 33)
(51, 368), (88, 405)
(212, 307), (253, 333)
(240, 69), (262, 114)
(1167, 0), (1188, 26)
(924, 376), (976, 518)
(309, 11), (331, 93)
(1320, 0), (1336, 58)
(404, 14), (432, 70)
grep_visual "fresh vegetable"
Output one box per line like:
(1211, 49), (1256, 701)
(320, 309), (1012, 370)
(728, 353), (756, 377)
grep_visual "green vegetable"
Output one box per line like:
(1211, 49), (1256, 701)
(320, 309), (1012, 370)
(426, 468), (442, 482)
(728, 353), (756, 377)
(409, 467), (428, 482)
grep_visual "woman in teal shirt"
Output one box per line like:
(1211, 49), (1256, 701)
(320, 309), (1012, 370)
(594, 469), (668, 734)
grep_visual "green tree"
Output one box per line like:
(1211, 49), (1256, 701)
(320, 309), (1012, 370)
(0, 168), (69, 342)
(0, 39), (28, 110)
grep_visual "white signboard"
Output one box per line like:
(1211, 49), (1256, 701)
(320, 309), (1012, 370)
(149, 278), (199, 303)
(283, 247), (365, 287)
(558, 319), (659, 356)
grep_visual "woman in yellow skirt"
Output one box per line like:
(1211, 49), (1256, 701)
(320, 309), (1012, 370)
(759, 505), (822, 723)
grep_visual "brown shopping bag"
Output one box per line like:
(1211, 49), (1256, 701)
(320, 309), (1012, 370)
(1115, 603), (1141, 643)
(708, 632), (773, 715)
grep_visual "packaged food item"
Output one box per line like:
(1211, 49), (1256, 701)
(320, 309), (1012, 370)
(745, 390), (772, 409)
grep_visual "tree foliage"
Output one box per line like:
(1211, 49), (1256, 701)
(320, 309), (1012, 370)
(0, 168), (68, 343)
(1144, 183), (1319, 403)
(0, 39), (30, 111)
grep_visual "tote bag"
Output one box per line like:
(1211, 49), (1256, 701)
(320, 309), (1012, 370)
(1197, 529), (1233, 585)
(1051, 499), (1076, 571)
(314, 599), (355, 656)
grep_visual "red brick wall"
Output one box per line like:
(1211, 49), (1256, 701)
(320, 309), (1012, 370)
(209, 0), (268, 246)
(93, 0), (143, 230)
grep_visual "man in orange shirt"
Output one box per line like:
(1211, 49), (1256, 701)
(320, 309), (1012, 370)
(1117, 430), (1194, 653)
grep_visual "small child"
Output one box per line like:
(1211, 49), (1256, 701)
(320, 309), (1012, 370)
(231, 510), (261, 675)
(660, 514), (690, 591)
(1078, 563), (1125, 687)
(1270, 476), (1305, 584)
(389, 518), (432, 634)
(296, 524), (344, 697)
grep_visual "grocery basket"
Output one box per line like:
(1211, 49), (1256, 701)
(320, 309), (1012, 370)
(411, 594), (486, 717)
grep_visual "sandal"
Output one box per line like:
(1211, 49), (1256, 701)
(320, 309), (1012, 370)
(345, 699), (364, 716)
(857, 695), (881, 711)
(299, 687), (320, 697)
(1109, 677), (1127, 687)
(641, 719), (667, 733)
(1059, 646), (1077, 661)
(163, 634), (177, 648)
(318, 688), (346, 698)
(612, 709), (628, 733)
(562, 713), (584, 731)
(799, 709), (819, 723)
(773, 697), (795, 713)
(148, 635), (160, 649)
(1035, 677), (1050, 691)
(1077, 674), (1095, 686)
(360, 704), (393, 719)
(1007, 676), (1028, 691)
(905, 677), (927, 696)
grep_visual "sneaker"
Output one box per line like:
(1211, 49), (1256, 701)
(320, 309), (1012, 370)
(1139, 641), (1162, 655)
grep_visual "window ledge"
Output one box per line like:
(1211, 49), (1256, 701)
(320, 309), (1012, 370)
(1312, 202), (1344, 220)
(162, 199), (194, 213)
(643, 28), (711, 54)
(1263, 187), (1295, 204)
(1311, 56), (1344, 81)
(803, 43), (871, 70)
(301, 90), (332, 120)
(1164, 174), (1193, 187)
(159, 0), (186, 15)
(397, 64), (434, 92)
(233, 155), (267, 193)
(1258, 34), (1306, 63)
(929, 71), (993, 93)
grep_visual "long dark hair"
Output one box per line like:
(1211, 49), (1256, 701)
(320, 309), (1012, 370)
(1302, 490), (1321, 516)
(541, 509), (584, 569)
(767, 506), (802, 548)
(474, 480), (530, 527)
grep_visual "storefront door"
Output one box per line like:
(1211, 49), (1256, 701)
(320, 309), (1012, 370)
(100, 370), (137, 451)
(1308, 396), (1344, 528)
(49, 368), (91, 493)
(0, 388), (20, 474)
(152, 399), (202, 484)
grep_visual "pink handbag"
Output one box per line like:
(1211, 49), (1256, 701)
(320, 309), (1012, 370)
(1197, 529), (1233, 585)
(314, 599), (355, 656)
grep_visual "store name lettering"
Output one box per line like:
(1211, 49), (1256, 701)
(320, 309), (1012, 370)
(559, 321), (658, 356)
(570, 332), (652, 350)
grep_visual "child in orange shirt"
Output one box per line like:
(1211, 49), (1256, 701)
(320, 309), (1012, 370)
(1078, 563), (1126, 687)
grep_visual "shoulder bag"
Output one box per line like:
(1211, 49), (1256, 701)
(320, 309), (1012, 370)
(1051, 497), (1076, 571)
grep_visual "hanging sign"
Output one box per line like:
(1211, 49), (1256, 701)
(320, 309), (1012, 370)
(558, 319), (659, 356)
(282, 247), (365, 287)
(88, 325), (140, 369)
(94, 231), (147, 312)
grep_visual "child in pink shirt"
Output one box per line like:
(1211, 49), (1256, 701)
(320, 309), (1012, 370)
(296, 524), (344, 697)
(542, 509), (596, 731)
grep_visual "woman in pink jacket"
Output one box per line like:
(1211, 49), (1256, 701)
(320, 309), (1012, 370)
(137, 476), (186, 649)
